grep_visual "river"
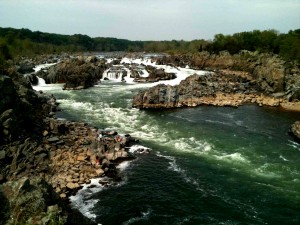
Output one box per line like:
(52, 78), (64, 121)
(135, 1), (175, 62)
(33, 57), (300, 225)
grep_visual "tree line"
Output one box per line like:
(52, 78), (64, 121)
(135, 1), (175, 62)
(0, 27), (299, 67)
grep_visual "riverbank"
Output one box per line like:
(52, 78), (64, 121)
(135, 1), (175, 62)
(0, 113), (143, 225)
(0, 66), (144, 225)
(132, 70), (289, 109)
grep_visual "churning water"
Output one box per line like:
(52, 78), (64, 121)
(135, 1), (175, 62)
(33, 59), (300, 225)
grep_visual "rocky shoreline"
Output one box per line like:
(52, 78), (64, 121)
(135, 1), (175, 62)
(0, 67), (145, 225)
(1, 116), (142, 225)
(132, 70), (286, 109)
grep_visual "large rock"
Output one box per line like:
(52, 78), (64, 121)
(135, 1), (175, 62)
(0, 71), (52, 144)
(38, 57), (107, 90)
(0, 75), (17, 113)
(25, 73), (39, 85)
(16, 59), (35, 74)
(132, 72), (259, 109)
(134, 65), (176, 82)
(155, 51), (300, 100)
(290, 121), (300, 141)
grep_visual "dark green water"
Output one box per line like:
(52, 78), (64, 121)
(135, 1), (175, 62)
(37, 81), (300, 225)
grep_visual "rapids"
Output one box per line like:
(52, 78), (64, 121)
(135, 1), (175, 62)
(33, 57), (300, 225)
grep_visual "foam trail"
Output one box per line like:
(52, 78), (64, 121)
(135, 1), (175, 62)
(69, 178), (105, 221)
(279, 155), (289, 161)
(33, 63), (57, 72)
(121, 208), (152, 225)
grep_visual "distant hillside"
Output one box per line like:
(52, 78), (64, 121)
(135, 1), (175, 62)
(0, 27), (299, 65)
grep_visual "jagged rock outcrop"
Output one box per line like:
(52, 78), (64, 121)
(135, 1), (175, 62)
(0, 115), (138, 198)
(37, 56), (107, 90)
(134, 65), (176, 82)
(0, 177), (67, 225)
(25, 73), (39, 85)
(0, 71), (56, 144)
(15, 58), (35, 74)
(133, 71), (283, 109)
(155, 51), (300, 100)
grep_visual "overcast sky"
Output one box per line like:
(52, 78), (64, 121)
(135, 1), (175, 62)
(0, 0), (299, 41)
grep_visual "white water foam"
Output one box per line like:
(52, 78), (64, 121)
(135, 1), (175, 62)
(254, 163), (282, 178)
(121, 208), (152, 225)
(279, 155), (289, 161)
(58, 99), (95, 112)
(117, 161), (131, 171)
(31, 62), (64, 91)
(32, 81), (64, 92)
(69, 178), (105, 221)
(128, 145), (151, 154)
(215, 152), (249, 163)
(33, 62), (57, 72)
(105, 56), (209, 87)
(156, 151), (202, 190)
(287, 140), (300, 151)
(37, 76), (46, 86)
(169, 137), (213, 155)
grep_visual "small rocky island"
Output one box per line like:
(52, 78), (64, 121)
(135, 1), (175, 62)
(133, 51), (300, 109)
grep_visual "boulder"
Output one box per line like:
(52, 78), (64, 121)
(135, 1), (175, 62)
(95, 169), (105, 176)
(16, 60), (35, 74)
(0, 150), (5, 160)
(134, 66), (176, 82)
(0, 76), (17, 113)
(77, 155), (86, 161)
(290, 121), (300, 141)
(25, 73), (39, 85)
(66, 182), (80, 189)
(0, 71), (52, 144)
(38, 57), (107, 90)
(47, 136), (60, 143)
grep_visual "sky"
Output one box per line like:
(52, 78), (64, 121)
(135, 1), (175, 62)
(0, 0), (299, 41)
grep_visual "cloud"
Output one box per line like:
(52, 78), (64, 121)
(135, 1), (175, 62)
(0, 0), (299, 40)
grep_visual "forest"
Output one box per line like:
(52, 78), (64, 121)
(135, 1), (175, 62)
(0, 27), (299, 68)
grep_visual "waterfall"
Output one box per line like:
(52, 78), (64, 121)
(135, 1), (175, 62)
(37, 76), (46, 86)
(102, 66), (129, 82)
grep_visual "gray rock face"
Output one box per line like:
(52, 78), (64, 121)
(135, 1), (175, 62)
(38, 57), (107, 90)
(25, 73), (39, 85)
(134, 65), (176, 82)
(0, 76), (17, 113)
(0, 71), (53, 144)
(155, 51), (300, 100)
(16, 59), (35, 74)
(132, 72), (257, 109)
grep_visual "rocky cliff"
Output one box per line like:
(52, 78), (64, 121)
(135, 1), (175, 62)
(0, 70), (56, 145)
(133, 71), (282, 109)
(155, 51), (300, 100)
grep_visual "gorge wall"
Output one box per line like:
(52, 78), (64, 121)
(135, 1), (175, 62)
(155, 51), (300, 100)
